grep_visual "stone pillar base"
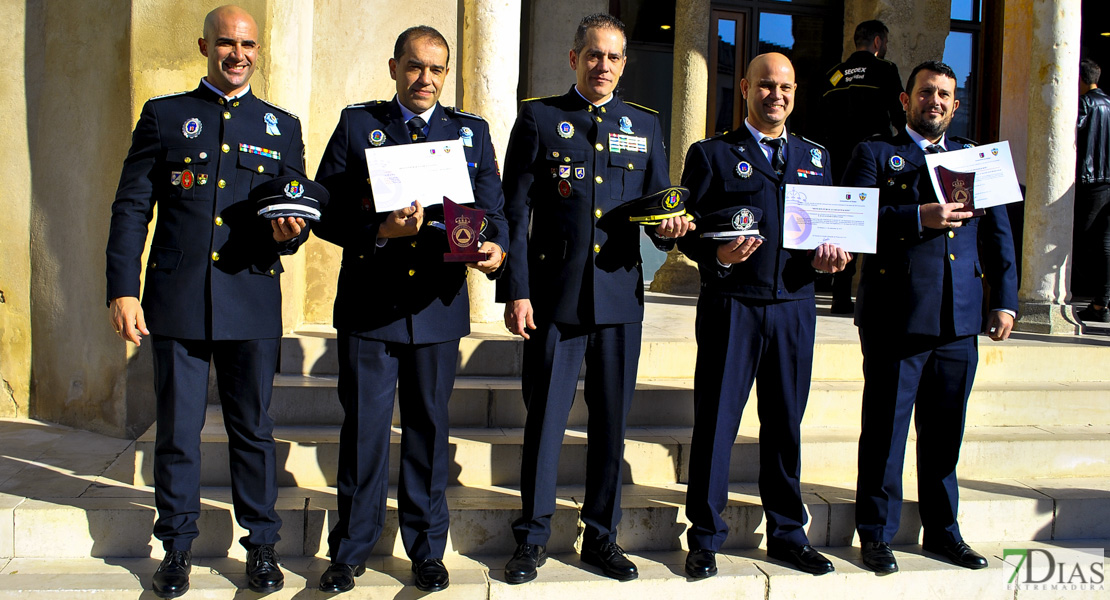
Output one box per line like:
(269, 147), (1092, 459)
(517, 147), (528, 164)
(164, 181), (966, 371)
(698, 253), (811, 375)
(649, 249), (700, 295)
(467, 270), (502, 323)
(1015, 301), (1081, 335)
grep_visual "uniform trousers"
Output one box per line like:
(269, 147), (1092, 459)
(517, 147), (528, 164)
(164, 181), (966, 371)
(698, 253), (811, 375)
(328, 332), (458, 565)
(513, 320), (642, 547)
(855, 331), (977, 546)
(150, 335), (281, 551)
(685, 294), (815, 551)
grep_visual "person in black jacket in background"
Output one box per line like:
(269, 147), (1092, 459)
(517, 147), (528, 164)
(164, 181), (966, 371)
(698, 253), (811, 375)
(1075, 58), (1110, 322)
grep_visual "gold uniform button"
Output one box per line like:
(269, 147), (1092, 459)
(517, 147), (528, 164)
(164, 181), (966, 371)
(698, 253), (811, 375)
(214, 216), (223, 226)
(218, 98), (225, 105)
(183, 157), (191, 164)
(411, 241), (418, 248)
(538, 253), (546, 260)
(594, 208), (602, 218)
(257, 165), (265, 173)
(595, 143), (604, 151)
(211, 252), (220, 261)
(358, 254), (365, 259)
(150, 262), (157, 268)
(269, 269), (275, 275)
(627, 163), (634, 170)
(879, 268), (886, 275)
(564, 157), (571, 163)
(595, 175), (603, 184)
(218, 179), (227, 188)
(222, 144), (230, 153)
(901, 184), (908, 189)
(223, 111), (231, 119)
(593, 244), (601, 253)
(408, 269), (416, 276)
(948, 230), (955, 238)
(949, 253), (956, 260)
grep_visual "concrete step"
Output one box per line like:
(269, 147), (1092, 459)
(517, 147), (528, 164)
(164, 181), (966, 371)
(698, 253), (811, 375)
(278, 324), (1110, 384)
(10, 476), (1110, 559)
(135, 408), (1110, 487)
(2, 543), (1107, 600)
(271, 374), (1110, 429)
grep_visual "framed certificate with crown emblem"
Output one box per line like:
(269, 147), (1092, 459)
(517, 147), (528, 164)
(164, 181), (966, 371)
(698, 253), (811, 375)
(364, 138), (474, 213)
(923, 140), (1021, 210)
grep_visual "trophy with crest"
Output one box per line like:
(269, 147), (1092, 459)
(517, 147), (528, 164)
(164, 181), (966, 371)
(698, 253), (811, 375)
(441, 196), (491, 262)
(934, 165), (985, 217)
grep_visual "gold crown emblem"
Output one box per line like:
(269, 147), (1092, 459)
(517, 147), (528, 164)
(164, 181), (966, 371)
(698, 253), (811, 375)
(455, 215), (471, 226)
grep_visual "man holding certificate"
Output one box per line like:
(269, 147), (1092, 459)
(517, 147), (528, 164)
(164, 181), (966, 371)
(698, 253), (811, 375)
(313, 25), (507, 594)
(677, 52), (849, 579)
(841, 60), (1018, 574)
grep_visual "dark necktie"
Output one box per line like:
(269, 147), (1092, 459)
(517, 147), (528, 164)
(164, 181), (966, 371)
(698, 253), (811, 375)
(926, 143), (945, 154)
(762, 136), (786, 174)
(408, 116), (427, 143)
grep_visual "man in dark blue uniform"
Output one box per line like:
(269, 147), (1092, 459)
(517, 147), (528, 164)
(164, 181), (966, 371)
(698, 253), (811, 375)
(497, 13), (692, 584)
(678, 52), (850, 579)
(312, 26), (507, 595)
(105, 6), (306, 598)
(842, 60), (1018, 574)
(821, 19), (906, 314)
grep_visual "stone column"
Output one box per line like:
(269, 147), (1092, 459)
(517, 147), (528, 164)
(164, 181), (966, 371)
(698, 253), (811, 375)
(461, 0), (521, 322)
(1015, 0), (1081, 334)
(649, 0), (708, 295)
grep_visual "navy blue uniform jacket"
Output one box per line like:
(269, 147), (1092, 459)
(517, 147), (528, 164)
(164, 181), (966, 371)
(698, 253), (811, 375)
(842, 131), (1019, 337)
(106, 84), (307, 340)
(497, 87), (670, 325)
(678, 128), (829, 298)
(313, 100), (508, 344)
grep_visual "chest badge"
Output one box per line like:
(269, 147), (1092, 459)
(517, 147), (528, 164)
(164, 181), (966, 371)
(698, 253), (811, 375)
(369, 130), (386, 147)
(574, 167), (585, 180)
(619, 116), (634, 134)
(180, 170), (194, 190)
(558, 121), (575, 139)
(558, 165), (571, 179)
(736, 161), (753, 178)
(558, 179), (572, 198)
(264, 112), (281, 136)
(810, 148), (823, 168)
(890, 155), (905, 171)
(459, 126), (474, 147)
(181, 118), (202, 139)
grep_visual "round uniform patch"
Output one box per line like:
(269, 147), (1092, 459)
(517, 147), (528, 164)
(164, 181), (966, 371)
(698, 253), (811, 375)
(889, 155), (905, 171)
(662, 189), (681, 210)
(558, 179), (572, 198)
(369, 130), (386, 146)
(182, 118), (202, 139)
(558, 121), (574, 138)
(736, 161), (753, 178)
(732, 208), (755, 231)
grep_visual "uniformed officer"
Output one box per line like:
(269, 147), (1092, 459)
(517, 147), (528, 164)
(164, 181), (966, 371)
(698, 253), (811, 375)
(820, 20), (905, 314)
(105, 5), (306, 598)
(497, 13), (692, 584)
(677, 52), (849, 579)
(312, 26), (507, 595)
(842, 60), (1018, 574)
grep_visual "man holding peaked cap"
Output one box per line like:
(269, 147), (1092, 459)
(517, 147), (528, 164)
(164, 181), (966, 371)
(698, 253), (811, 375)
(105, 5), (309, 597)
(312, 25), (507, 594)
(497, 13), (693, 584)
(677, 52), (850, 579)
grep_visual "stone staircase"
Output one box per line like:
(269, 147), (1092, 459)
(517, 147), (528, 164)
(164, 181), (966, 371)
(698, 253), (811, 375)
(0, 295), (1108, 598)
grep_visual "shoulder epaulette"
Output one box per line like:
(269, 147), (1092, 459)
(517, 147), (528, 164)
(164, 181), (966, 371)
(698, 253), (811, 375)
(444, 106), (486, 121)
(950, 135), (978, 147)
(793, 133), (827, 150)
(625, 101), (658, 114)
(346, 100), (387, 110)
(148, 91), (188, 101)
(522, 95), (558, 103)
(258, 98), (300, 119)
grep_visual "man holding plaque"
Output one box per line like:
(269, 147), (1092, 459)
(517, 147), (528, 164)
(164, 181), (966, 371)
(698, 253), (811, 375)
(313, 25), (507, 594)
(841, 60), (1018, 574)
(676, 52), (849, 579)
(497, 13), (692, 584)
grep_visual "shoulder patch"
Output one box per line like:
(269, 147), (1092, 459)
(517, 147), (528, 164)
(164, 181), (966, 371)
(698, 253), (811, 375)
(258, 98), (300, 120)
(624, 101), (658, 114)
(522, 94), (559, 103)
(443, 106), (486, 121)
(793, 133), (827, 151)
(345, 100), (387, 110)
(148, 90), (188, 101)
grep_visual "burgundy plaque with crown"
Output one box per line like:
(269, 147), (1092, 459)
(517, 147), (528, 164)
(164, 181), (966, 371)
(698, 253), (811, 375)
(442, 196), (490, 262)
(934, 165), (985, 217)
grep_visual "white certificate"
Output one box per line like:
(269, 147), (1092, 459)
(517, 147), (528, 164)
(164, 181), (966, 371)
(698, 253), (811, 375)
(364, 139), (475, 213)
(923, 140), (1023, 209)
(783, 184), (879, 254)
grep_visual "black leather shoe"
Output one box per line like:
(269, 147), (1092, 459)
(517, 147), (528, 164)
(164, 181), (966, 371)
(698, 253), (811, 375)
(1079, 305), (1110, 322)
(152, 550), (191, 599)
(830, 300), (855, 315)
(246, 544), (284, 592)
(860, 541), (898, 574)
(505, 543), (547, 584)
(767, 544), (834, 575)
(923, 540), (988, 570)
(412, 558), (450, 592)
(318, 561), (366, 594)
(684, 548), (718, 579)
(581, 542), (638, 581)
